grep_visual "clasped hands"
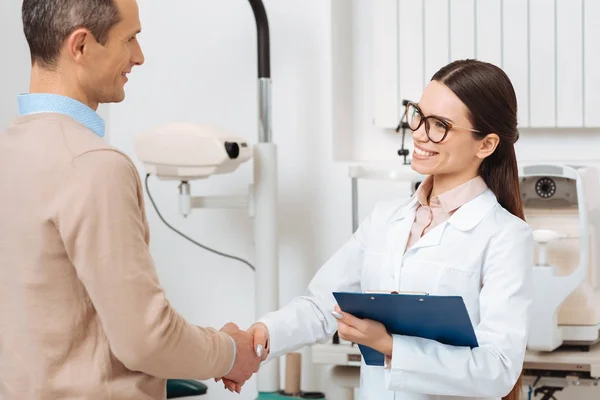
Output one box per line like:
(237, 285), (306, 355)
(216, 305), (393, 394)
(216, 322), (270, 393)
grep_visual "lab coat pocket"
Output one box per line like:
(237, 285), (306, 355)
(437, 264), (480, 319)
(437, 263), (479, 294)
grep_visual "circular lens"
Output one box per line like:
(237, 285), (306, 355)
(406, 104), (422, 130)
(535, 177), (556, 198)
(426, 118), (448, 142)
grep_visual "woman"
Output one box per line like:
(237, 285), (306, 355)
(228, 59), (534, 400)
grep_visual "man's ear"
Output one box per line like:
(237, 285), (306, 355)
(65, 28), (94, 63)
(476, 133), (500, 159)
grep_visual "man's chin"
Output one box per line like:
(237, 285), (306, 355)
(102, 91), (126, 105)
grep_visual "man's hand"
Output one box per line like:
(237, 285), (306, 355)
(217, 323), (270, 393)
(217, 322), (261, 393)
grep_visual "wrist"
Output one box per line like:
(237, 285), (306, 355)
(375, 333), (393, 356)
(226, 335), (237, 375)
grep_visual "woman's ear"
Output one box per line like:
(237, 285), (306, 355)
(476, 133), (500, 159)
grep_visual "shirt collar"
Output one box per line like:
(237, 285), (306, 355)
(390, 176), (496, 231)
(17, 93), (105, 138)
(415, 175), (489, 214)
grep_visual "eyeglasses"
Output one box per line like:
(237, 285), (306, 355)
(403, 101), (481, 143)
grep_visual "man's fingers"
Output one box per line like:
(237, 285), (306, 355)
(223, 378), (243, 393)
(220, 322), (239, 333)
(222, 378), (238, 393)
(231, 382), (242, 393)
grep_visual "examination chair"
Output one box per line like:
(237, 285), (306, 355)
(166, 379), (207, 398)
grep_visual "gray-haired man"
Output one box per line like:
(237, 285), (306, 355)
(0, 0), (259, 398)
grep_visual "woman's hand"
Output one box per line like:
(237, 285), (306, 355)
(332, 304), (393, 356)
(248, 322), (270, 361)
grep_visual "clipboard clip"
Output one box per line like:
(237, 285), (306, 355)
(364, 290), (429, 295)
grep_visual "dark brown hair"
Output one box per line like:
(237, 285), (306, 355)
(432, 59), (524, 221)
(432, 59), (524, 400)
(22, 0), (121, 69)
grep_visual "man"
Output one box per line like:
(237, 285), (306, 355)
(0, 0), (259, 398)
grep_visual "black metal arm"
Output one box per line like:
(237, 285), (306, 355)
(247, 0), (271, 78)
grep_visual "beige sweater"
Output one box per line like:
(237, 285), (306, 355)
(0, 113), (234, 399)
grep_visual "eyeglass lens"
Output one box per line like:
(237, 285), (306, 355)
(405, 103), (448, 143)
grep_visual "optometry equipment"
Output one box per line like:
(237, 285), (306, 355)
(135, 123), (252, 181)
(395, 100), (411, 165)
(134, 1), (287, 398)
(520, 164), (600, 352)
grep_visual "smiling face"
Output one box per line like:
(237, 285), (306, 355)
(410, 80), (499, 189)
(67, 0), (145, 108)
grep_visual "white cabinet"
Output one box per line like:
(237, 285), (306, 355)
(556, 0), (583, 127)
(373, 0), (598, 129)
(502, 0), (529, 127)
(372, 0), (400, 128)
(584, 0), (600, 127)
(529, 0), (556, 127)
(398, 0), (425, 110)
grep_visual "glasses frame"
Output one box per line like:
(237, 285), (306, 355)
(403, 101), (481, 143)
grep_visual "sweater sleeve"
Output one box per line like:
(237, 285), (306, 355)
(56, 149), (235, 380)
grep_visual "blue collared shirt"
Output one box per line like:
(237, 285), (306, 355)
(17, 93), (105, 138)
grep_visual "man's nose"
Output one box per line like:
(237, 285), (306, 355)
(132, 40), (145, 66)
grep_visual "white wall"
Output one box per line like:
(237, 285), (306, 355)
(1, 1), (599, 400)
(0, 0), (30, 129)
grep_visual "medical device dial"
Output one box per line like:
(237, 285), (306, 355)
(535, 177), (556, 199)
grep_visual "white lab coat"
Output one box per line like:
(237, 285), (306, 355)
(259, 188), (534, 400)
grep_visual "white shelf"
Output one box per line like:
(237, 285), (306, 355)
(312, 342), (600, 378)
(348, 164), (424, 182)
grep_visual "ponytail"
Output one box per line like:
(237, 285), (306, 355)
(480, 142), (524, 400)
(503, 374), (524, 400)
(479, 142), (524, 221)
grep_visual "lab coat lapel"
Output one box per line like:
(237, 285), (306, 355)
(386, 216), (414, 255)
(386, 198), (418, 286)
(405, 188), (498, 251)
(445, 188), (498, 231)
(408, 221), (448, 251)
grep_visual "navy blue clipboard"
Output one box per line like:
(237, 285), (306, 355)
(332, 292), (478, 366)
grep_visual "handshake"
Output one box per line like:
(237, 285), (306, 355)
(217, 322), (270, 393)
